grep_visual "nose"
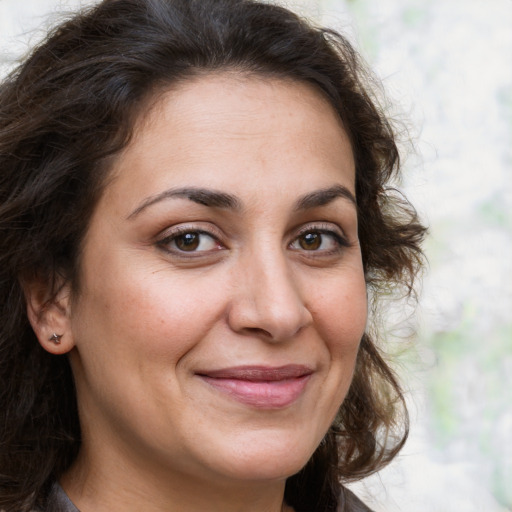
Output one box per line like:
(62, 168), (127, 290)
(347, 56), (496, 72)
(227, 250), (313, 341)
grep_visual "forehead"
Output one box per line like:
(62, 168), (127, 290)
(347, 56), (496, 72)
(104, 73), (355, 211)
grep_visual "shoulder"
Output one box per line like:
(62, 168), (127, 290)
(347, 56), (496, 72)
(32, 483), (80, 512)
(338, 485), (374, 512)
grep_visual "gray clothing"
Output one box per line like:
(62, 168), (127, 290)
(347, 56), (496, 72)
(39, 484), (79, 512)
(339, 486), (374, 512)
(38, 482), (373, 511)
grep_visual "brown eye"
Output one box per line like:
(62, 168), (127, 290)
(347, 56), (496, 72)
(175, 232), (200, 251)
(290, 228), (348, 254)
(159, 229), (222, 254)
(298, 232), (321, 250)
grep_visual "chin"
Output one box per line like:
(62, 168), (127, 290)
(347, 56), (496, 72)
(204, 429), (320, 483)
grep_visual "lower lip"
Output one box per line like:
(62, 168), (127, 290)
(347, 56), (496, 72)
(199, 375), (311, 409)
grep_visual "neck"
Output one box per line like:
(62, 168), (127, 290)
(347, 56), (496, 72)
(61, 448), (294, 512)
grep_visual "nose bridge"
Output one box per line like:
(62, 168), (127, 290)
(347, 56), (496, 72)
(229, 240), (312, 340)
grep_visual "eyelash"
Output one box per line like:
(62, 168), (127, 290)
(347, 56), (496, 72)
(157, 225), (224, 256)
(156, 223), (350, 257)
(289, 224), (350, 255)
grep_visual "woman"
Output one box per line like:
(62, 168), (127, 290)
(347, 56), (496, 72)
(0, 1), (426, 511)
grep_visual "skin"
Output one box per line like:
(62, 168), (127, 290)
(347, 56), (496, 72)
(28, 74), (367, 512)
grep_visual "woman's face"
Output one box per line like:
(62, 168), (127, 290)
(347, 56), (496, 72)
(65, 75), (367, 486)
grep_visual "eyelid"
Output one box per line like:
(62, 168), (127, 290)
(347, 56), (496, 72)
(294, 221), (346, 236)
(289, 222), (351, 252)
(156, 223), (226, 254)
(294, 222), (349, 242)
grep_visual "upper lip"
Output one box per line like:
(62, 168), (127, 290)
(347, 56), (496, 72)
(196, 364), (313, 381)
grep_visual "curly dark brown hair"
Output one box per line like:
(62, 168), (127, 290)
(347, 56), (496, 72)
(0, 1), (426, 511)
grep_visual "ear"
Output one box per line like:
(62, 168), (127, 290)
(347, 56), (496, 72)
(23, 276), (75, 355)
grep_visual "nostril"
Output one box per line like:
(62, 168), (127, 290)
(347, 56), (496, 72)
(226, 277), (312, 341)
(243, 326), (272, 338)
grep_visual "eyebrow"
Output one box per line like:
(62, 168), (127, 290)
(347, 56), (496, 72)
(127, 184), (356, 220)
(294, 185), (356, 211)
(127, 187), (242, 219)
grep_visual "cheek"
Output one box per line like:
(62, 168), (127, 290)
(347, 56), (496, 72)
(312, 271), (368, 357)
(302, 270), (367, 433)
(74, 257), (227, 365)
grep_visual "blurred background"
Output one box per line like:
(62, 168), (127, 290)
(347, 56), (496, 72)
(1, 0), (511, 510)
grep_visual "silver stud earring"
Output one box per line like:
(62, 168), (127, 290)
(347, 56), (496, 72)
(48, 333), (63, 344)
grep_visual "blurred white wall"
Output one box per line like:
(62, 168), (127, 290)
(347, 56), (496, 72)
(0, 0), (97, 75)
(1, 1), (511, 511)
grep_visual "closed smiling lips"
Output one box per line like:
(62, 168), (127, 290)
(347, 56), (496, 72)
(196, 365), (314, 409)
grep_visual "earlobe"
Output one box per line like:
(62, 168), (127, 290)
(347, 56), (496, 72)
(23, 277), (75, 355)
